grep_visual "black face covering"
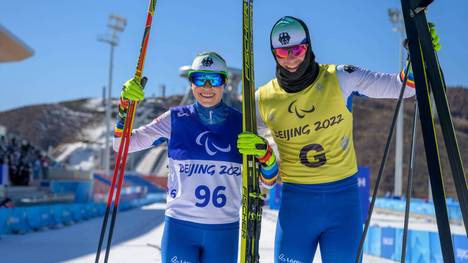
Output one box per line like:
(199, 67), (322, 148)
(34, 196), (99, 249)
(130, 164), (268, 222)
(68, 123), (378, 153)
(272, 17), (319, 93)
(275, 49), (319, 93)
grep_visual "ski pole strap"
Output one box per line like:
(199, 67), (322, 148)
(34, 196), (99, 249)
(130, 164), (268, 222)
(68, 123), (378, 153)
(257, 144), (273, 165)
(114, 97), (130, 138)
(258, 147), (278, 188)
(399, 61), (415, 89)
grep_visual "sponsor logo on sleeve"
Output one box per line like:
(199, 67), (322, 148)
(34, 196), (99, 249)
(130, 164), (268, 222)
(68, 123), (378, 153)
(343, 64), (358, 73)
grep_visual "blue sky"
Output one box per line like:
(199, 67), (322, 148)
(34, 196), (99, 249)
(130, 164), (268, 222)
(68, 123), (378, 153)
(1, 0), (467, 111)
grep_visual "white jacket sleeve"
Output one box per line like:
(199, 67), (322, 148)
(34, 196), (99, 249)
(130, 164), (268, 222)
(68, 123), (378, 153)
(113, 110), (171, 153)
(336, 64), (415, 104)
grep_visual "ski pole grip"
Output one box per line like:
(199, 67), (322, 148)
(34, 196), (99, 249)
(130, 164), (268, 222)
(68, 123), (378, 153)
(140, 76), (148, 90)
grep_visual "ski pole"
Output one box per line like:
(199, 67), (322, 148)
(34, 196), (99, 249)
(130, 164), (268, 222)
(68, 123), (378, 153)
(96, 85), (139, 263)
(401, 100), (418, 263)
(103, 100), (137, 262)
(94, 0), (157, 262)
(103, 0), (156, 258)
(94, 116), (129, 263)
(95, 89), (137, 263)
(355, 59), (411, 263)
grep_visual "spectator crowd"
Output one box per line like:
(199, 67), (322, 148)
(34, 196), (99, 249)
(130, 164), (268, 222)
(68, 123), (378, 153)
(0, 135), (52, 186)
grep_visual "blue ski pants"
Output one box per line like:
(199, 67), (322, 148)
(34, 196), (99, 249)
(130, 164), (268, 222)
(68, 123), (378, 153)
(161, 216), (239, 263)
(274, 174), (363, 263)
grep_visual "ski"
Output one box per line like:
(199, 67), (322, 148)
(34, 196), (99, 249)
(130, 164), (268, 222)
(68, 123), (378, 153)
(401, 0), (468, 237)
(400, 0), (467, 261)
(240, 0), (262, 262)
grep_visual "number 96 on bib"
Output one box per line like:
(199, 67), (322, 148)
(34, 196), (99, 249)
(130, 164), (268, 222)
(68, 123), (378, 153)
(194, 185), (227, 208)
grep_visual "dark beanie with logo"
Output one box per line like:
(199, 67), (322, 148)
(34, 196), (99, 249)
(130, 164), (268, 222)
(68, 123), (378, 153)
(270, 16), (319, 93)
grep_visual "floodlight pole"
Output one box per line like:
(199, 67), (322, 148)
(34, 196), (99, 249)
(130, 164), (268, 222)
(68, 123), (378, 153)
(388, 8), (405, 197)
(98, 15), (126, 175)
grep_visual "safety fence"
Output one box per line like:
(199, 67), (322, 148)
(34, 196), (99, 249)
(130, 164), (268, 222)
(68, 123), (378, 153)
(268, 178), (467, 262)
(364, 225), (468, 263)
(0, 193), (164, 235)
(375, 197), (463, 223)
(367, 198), (467, 262)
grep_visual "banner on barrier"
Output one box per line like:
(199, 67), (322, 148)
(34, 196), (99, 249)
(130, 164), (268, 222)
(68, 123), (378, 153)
(0, 164), (9, 186)
(454, 235), (468, 263)
(381, 227), (396, 259)
(357, 166), (370, 224)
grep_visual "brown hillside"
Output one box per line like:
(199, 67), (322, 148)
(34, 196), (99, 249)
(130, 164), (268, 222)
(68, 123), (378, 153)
(0, 100), (99, 150)
(353, 87), (468, 198)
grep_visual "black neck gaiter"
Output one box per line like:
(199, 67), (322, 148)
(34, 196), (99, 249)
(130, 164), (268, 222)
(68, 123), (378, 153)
(275, 49), (319, 93)
(271, 16), (320, 93)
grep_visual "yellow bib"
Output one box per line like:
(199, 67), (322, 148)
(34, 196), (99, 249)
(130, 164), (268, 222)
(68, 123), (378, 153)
(257, 64), (357, 184)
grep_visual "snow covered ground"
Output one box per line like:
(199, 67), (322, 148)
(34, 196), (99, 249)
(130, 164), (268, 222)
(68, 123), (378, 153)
(0, 202), (407, 263)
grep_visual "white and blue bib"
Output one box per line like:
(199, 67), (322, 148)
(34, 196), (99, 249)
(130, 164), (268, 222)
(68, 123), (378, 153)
(165, 105), (242, 224)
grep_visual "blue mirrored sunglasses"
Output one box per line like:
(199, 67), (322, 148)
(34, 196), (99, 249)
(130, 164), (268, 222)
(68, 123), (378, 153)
(189, 72), (226, 87)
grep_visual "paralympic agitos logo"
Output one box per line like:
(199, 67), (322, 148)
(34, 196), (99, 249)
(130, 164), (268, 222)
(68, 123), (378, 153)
(288, 99), (315, 118)
(196, 131), (231, 156)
